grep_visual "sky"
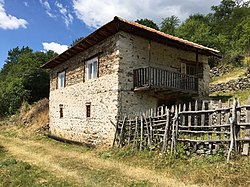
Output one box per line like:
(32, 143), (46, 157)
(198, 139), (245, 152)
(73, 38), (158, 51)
(0, 0), (224, 69)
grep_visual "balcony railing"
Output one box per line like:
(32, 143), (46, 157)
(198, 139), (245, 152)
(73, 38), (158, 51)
(133, 67), (198, 93)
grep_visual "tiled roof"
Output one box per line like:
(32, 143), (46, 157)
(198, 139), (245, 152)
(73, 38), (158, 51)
(42, 16), (220, 69)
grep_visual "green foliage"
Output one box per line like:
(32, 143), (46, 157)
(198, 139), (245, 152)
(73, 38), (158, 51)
(0, 46), (57, 116)
(135, 19), (159, 30)
(137, 1), (250, 66)
(70, 37), (84, 47)
(160, 15), (180, 35)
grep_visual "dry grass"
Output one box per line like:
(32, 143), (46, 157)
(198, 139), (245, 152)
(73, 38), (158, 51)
(2, 97), (250, 187)
(0, 125), (198, 187)
(210, 68), (245, 85)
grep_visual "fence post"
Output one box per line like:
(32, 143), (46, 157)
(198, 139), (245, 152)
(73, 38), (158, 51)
(140, 115), (144, 151)
(242, 96), (250, 155)
(118, 116), (127, 148)
(171, 105), (179, 154)
(162, 108), (170, 153)
(227, 98), (237, 163)
(133, 116), (138, 148)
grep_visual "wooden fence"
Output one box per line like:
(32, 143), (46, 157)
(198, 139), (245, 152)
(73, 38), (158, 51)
(113, 97), (250, 162)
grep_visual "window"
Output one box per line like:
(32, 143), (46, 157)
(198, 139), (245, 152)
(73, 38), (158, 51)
(86, 103), (91, 118)
(186, 64), (196, 76)
(86, 57), (98, 80)
(59, 104), (63, 118)
(57, 71), (65, 88)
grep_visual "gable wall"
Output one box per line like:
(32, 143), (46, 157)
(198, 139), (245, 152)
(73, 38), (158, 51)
(117, 31), (210, 116)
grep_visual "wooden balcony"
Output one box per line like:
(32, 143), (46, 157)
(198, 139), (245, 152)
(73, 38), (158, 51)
(133, 67), (198, 94)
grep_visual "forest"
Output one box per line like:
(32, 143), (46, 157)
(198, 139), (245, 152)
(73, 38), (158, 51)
(0, 0), (249, 116)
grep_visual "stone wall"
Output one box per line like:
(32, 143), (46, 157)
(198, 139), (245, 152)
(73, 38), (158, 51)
(49, 30), (211, 146)
(49, 33), (120, 146)
(117, 31), (210, 115)
(210, 77), (250, 93)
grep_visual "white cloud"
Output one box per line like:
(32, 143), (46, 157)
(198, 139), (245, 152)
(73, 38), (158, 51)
(72, 0), (221, 28)
(39, 0), (56, 18)
(55, 2), (74, 27)
(42, 42), (68, 54)
(0, 0), (28, 30)
(24, 2), (29, 7)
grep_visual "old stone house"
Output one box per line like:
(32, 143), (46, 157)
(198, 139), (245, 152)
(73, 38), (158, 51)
(42, 16), (219, 146)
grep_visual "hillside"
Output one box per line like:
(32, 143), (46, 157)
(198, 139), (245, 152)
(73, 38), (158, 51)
(209, 65), (250, 104)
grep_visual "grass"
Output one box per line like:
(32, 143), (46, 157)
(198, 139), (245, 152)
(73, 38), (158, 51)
(0, 145), (72, 187)
(0, 125), (156, 187)
(210, 89), (250, 104)
(210, 67), (245, 85)
(100, 146), (250, 187)
(1, 124), (250, 187)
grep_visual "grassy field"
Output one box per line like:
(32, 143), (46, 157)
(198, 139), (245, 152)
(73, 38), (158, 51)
(1, 124), (250, 187)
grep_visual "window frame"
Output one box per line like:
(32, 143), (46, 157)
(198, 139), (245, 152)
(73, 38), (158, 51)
(86, 57), (98, 80)
(57, 71), (66, 89)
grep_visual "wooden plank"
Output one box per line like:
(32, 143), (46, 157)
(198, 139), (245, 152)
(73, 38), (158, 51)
(118, 116), (127, 147)
(140, 115), (143, 150)
(178, 139), (231, 143)
(201, 101), (205, 140)
(208, 100), (213, 153)
(194, 100), (198, 141)
(162, 108), (170, 153)
(149, 117), (154, 149)
(144, 116), (152, 148)
(128, 116), (131, 145)
(236, 98), (241, 152)
(188, 102), (191, 140)
(179, 108), (231, 114)
(242, 96), (250, 155)
(178, 130), (230, 134)
(215, 100), (222, 150)
(227, 98), (237, 163)
(133, 116), (138, 147)
(178, 124), (231, 128)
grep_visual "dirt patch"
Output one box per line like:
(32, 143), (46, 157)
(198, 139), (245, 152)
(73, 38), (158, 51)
(0, 134), (199, 187)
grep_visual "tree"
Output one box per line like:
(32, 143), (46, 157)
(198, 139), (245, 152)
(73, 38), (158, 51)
(160, 15), (180, 35)
(71, 37), (84, 47)
(135, 19), (159, 30)
(0, 46), (57, 115)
